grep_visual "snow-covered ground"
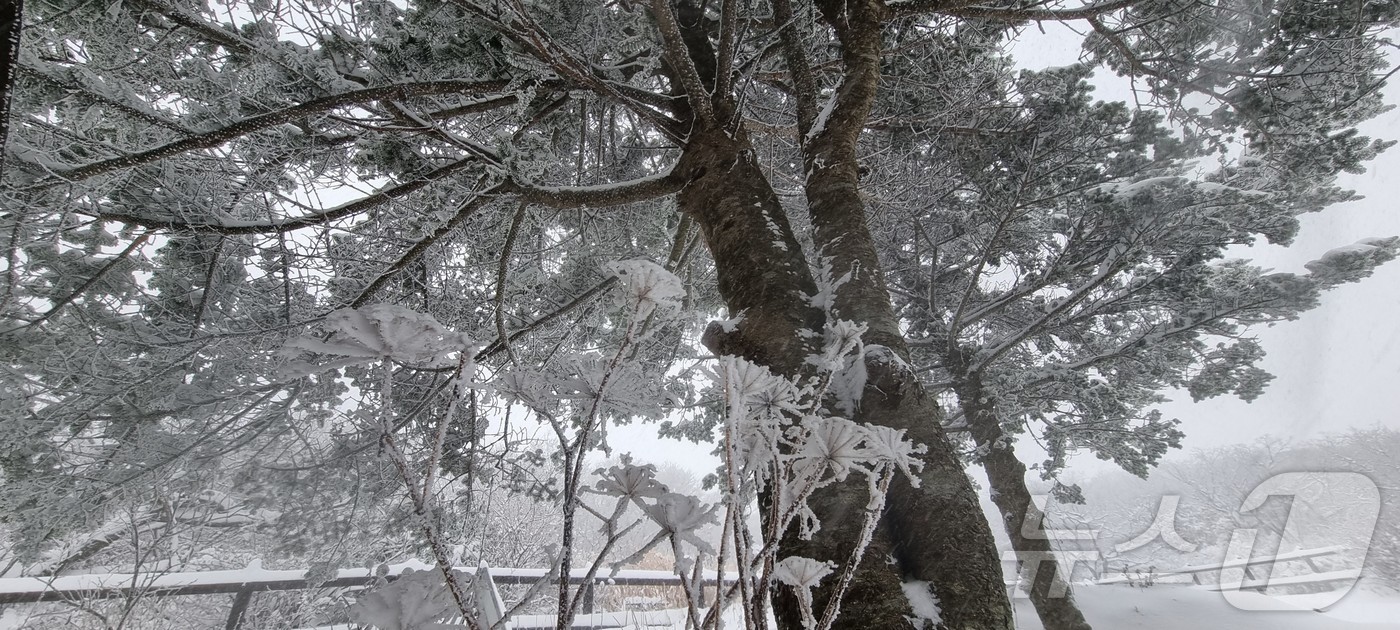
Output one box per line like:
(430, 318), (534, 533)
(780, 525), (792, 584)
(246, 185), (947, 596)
(1011, 584), (1400, 629)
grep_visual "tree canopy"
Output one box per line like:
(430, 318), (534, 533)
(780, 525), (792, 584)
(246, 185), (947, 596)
(1, 1), (1396, 629)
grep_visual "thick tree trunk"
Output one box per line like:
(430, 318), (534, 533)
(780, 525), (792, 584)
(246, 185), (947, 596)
(665, 1), (1011, 626)
(677, 127), (1012, 630)
(799, 124), (1014, 630)
(951, 359), (1092, 630)
(790, 1), (1014, 627)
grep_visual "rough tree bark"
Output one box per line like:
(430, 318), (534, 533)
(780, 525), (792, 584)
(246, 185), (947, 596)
(948, 350), (1093, 630)
(666, 1), (1013, 625)
(680, 120), (1014, 630)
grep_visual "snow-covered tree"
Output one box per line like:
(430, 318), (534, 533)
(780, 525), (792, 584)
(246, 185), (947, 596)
(878, 60), (1396, 630)
(1, 1), (1396, 629)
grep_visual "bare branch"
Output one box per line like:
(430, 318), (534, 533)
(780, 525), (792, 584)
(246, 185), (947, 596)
(509, 170), (684, 209)
(494, 200), (529, 365)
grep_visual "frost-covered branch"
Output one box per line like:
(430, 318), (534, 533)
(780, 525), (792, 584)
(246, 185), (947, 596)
(922, 0), (1145, 21)
(85, 157), (483, 234)
(649, 0), (716, 126)
(32, 80), (511, 189)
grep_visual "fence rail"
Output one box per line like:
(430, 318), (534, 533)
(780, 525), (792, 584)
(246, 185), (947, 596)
(0, 560), (732, 630)
(1095, 545), (1347, 589)
(0, 546), (1353, 629)
(0, 561), (728, 604)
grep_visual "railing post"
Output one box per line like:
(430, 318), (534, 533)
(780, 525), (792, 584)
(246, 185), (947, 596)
(582, 580), (595, 615)
(224, 588), (254, 630)
(472, 565), (510, 629)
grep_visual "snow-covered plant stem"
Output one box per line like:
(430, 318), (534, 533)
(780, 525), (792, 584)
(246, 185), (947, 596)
(554, 294), (646, 630)
(377, 358), (482, 630)
(422, 353), (474, 501)
(813, 465), (893, 630)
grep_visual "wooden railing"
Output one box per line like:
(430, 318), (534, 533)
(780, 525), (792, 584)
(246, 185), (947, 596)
(0, 560), (731, 629)
(1095, 545), (1352, 590)
(1, 546), (1358, 629)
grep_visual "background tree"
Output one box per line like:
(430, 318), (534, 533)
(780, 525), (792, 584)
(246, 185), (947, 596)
(868, 60), (1396, 628)
(1050, 429), (1400, 592)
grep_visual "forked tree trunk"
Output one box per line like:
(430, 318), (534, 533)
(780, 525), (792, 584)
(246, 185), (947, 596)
(660, 0), (1011, 625)
(950, 357), (1092, 630)
(676, 122), (1013, 627)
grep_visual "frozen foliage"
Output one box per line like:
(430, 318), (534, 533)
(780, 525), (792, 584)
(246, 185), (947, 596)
(593, 462), (669, 501)
(793, 417), (878, 483)
(704, 346), (926, 627)
(774, 556), (836, 629)
(3, 0), (1398, 627)
(772, 556), (835, 589)
(639, 492), (719, 556)
(350, 568), (466, 630)
(283, 304), (471, 373)
(809, 320), (869, 416)
(1304, 237), (1400, 283)
(603, 259), (686, 319)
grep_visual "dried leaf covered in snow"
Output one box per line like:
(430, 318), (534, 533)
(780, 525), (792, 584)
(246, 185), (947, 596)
(793, 416), (875, 482)
(773, 555), (835, 588)
(774, 556), (836, 629)
(284, 304), (469, 371)
(350, 568), (465, 630)
(603, 259), (685, 318)
(640, 492), (718, 554)
(593, 463), (669, 500)
(863, 425), (927, 485)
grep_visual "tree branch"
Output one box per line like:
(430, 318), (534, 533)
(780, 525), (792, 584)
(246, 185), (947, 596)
(34, 80), (509, 188)
(86, 157), (482, 234)
(714, 0), (741, 97)
(650, 0), (716, 126)
(508, 170), (684, 209)
(3, 230), (150, 334)
(452, 0), (687, 143)
(351, 181), (504, 307)
(888, 0), (1142, 21)
(18, 64), (191, 135)
(972, 252), (1128, 372)
(772, 0), (819, 136)
(494, 200), (529, 365)
(126, 0), (254, 54)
